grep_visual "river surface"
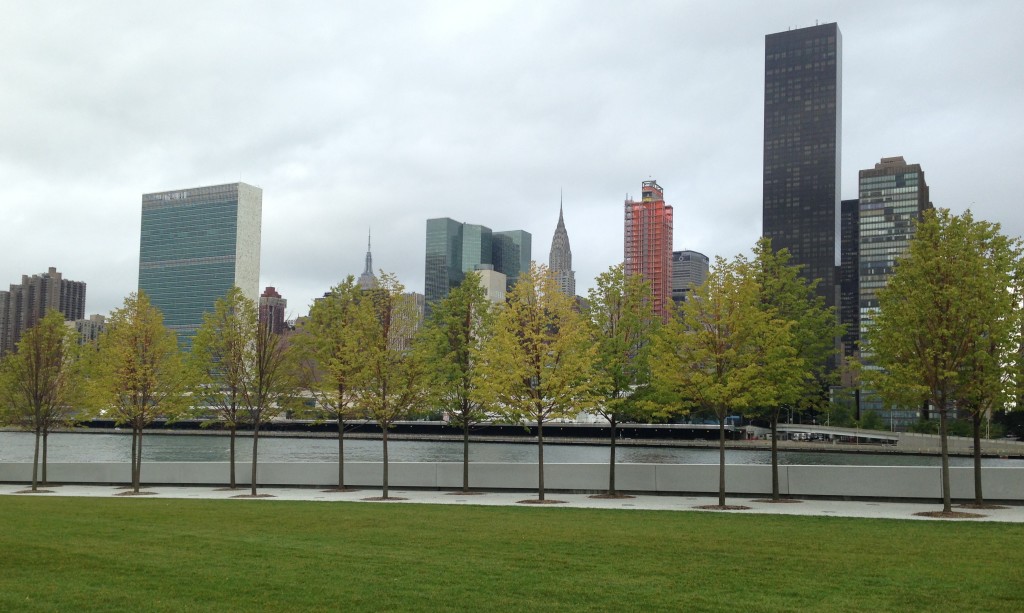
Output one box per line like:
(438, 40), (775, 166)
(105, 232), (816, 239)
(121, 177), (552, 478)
(2, 431), (1022, 467)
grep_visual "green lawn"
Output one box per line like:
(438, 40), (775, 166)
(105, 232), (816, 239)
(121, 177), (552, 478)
(0, 496), (1021, 612)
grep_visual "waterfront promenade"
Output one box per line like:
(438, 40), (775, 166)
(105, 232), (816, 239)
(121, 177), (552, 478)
(2, 483), (1022, 522)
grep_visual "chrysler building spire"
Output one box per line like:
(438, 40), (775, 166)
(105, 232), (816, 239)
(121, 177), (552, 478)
(548, 192), (576, 297)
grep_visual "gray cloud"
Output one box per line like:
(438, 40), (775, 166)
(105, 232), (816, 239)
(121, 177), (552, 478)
(2, 0), (1022, 319)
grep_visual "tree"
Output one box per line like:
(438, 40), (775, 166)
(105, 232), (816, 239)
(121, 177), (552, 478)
(864, 209), (1021, 513)
(474, 263), (596, 502)
(0, 310), (82, 491)
(297, 276), (376, 491)
(955, 269), (1022, 507)
(586, 264), (657, 497)
(189, 287), (252, 489)
(418, 271), (492, 493)
(85, 292), (190, 494)
(237, 300), (301, 497)
(360, 273), (428, 500)
(751, 238), (842, 500)
(652, 255), (800, 507)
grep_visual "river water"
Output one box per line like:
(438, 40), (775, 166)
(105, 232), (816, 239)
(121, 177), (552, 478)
(2, 431), (1021, 467)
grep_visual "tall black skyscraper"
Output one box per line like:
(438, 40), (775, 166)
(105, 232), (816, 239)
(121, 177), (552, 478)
(839, 198), (859, 357)
(763, 23), (842, 308)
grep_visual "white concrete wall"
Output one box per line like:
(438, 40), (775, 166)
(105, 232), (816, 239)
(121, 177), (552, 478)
(1, 462), (1022, 501)
(234, 182), (262, 302)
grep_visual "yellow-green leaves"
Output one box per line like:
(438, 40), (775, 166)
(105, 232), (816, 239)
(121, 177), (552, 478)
(652, 254), (800, 420)
(586, 264), (657, 422)
(85, 291), (190, 427)
(418, 271), (492, 427)
(0, 309), (82, 432)
(297, 276), (376, 421)
(864, 209), (1022, 416)
(473, 263), (596, 425)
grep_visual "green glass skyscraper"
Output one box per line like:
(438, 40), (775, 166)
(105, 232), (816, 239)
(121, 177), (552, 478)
(425, 217), (530, 312)
(493, 229), (531, 290)
(139, 182), (262, 347)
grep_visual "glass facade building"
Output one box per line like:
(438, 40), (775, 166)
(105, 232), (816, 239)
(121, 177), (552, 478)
(139, 182), (262, 347)
(493, 230), (531, 291)
(671, 250), (709, 306)
(839, 198), (860, 357)
(857, 157), (931, 428)
(763, 23), (842, 308)
(425, 218), (530, 312)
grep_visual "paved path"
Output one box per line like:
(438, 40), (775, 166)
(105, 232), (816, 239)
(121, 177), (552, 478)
(2, 483), (1022, 522)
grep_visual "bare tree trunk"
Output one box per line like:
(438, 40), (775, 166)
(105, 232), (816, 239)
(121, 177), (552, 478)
(939, 405), (951, 513)
(338, 416), (346, 490)
(972, 411), (984, 506)
(771, 412), (779, 500)
(382, 427), (389, 499)
(608, 418), (617, 496)
(42, 429), (48, 486)
(718, 411), (726, 507)
(31, 427), (40, 492)
(537, 419), (545, 501)
(462, 420), (470, 493)
(250, 422), (260, 497)
(130, 429), (138, 492)
(134, 427), (143, 494)
(229, 425), (236, 489)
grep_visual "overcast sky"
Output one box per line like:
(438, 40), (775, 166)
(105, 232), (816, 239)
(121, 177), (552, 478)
(3, 0), (1023, 319)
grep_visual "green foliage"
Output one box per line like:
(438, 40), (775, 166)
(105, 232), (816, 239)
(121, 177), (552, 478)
(905, 417), (991, 438)
(751, 238), (841, 414)
(189, 286), (252, 430)
(652, 252), (804, 504)
(296, 276), (376, 423)
(0, 310), (82, 488)
(360, 272), (429, 429)
(417, 271), (492, 429)
(473, 263), (597, 426)
(358, 272), (428, 497)
(0, 310), (82, 429)
(473, 263), (596, 499)
(823, 398), (857, 428)
(188, 287), (300, 435)
(859, 410), (885, 431)
(864, 209), (1020, 414)
(1, 497), (1022, 612)
(84, 292), (191, 427)
(82, 292), (191, 492)
(586, 264), (658, 424)
(237, 305), (301, 427)
(651, 255), (802, 421)
(863, 208), (1023, 509)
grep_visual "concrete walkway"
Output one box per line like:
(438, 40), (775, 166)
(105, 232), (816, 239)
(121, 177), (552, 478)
(2, 483), (1023, 522)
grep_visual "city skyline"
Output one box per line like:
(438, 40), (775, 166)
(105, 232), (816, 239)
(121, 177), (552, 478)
(2, 2), (1022, 318)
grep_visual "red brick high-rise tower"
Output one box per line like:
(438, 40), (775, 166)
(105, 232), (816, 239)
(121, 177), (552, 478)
(259, 286), (287, 335)
(624, 180), (673, 320)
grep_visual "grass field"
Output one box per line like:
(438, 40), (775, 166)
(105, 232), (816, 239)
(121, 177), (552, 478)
(0, 496), (1021, 612)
